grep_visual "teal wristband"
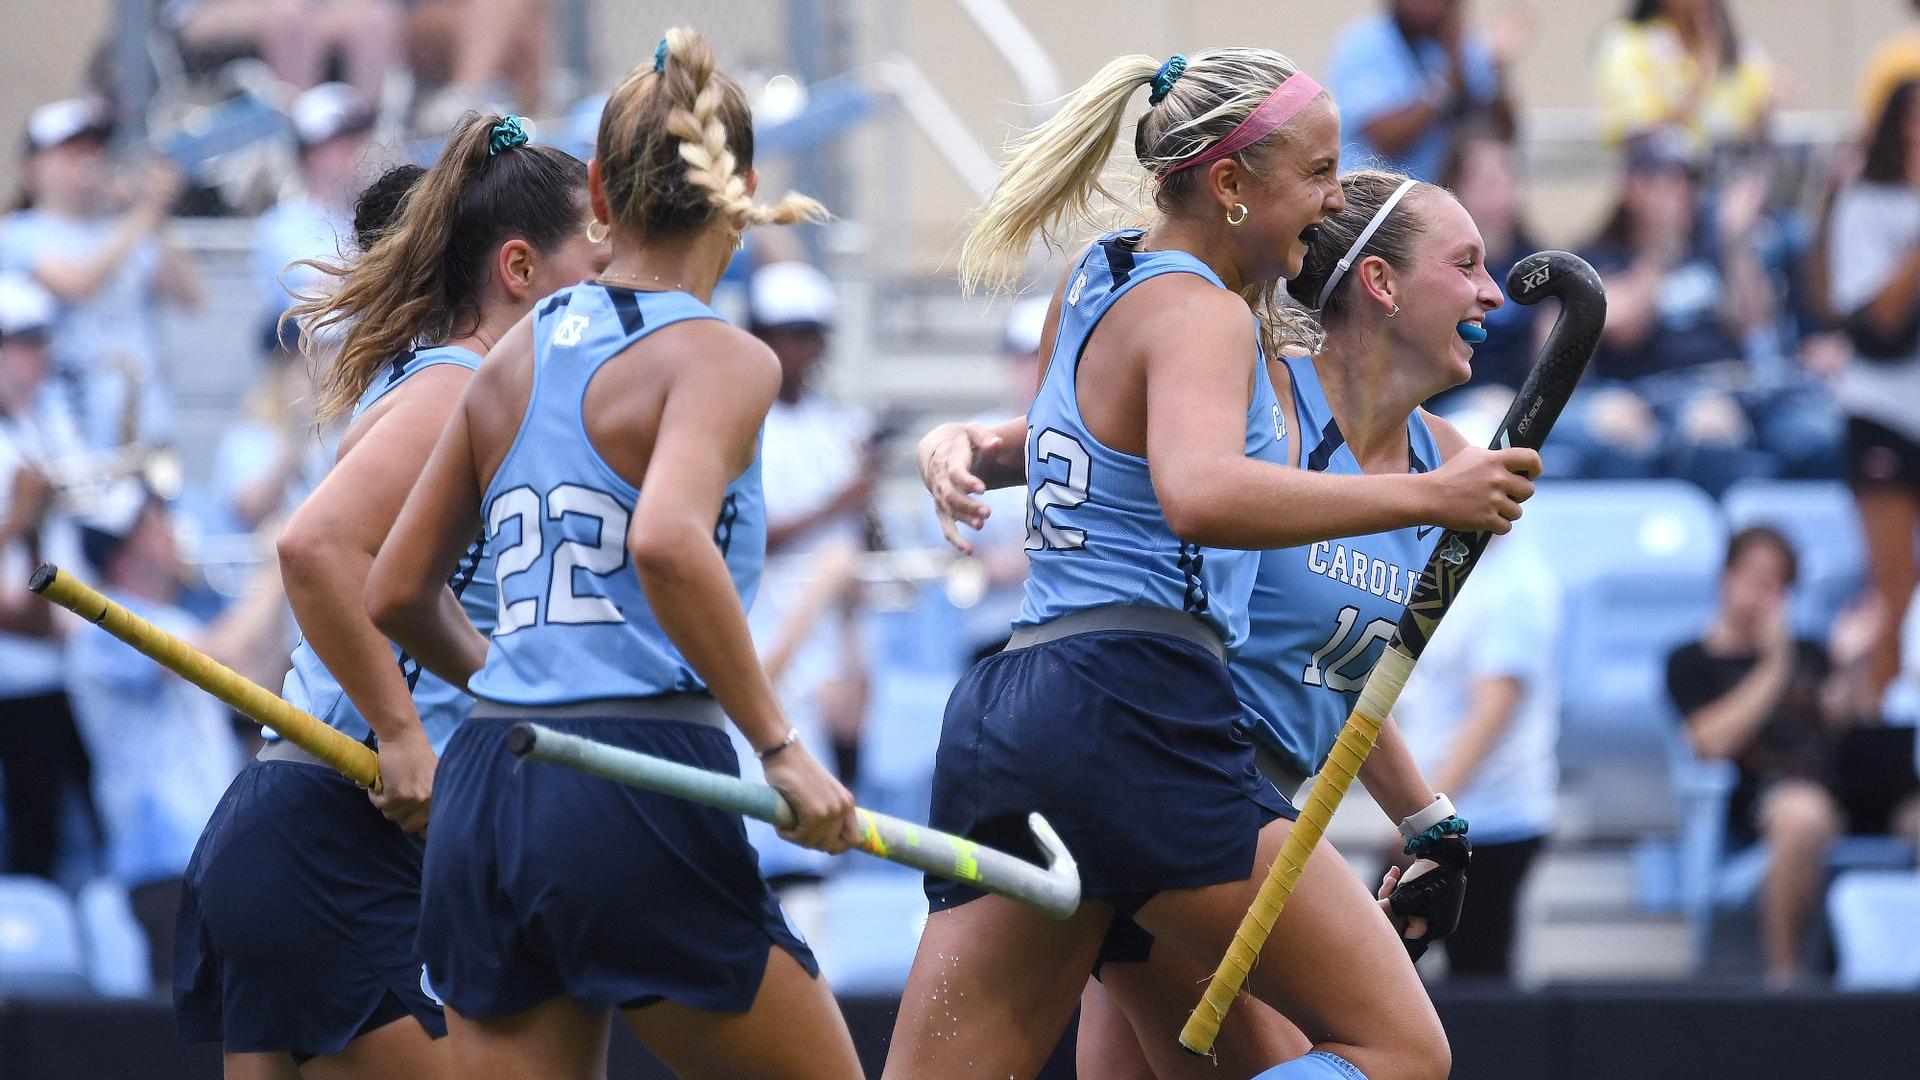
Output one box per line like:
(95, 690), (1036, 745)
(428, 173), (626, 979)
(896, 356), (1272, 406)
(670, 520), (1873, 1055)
(1403, 815), (1469, 856)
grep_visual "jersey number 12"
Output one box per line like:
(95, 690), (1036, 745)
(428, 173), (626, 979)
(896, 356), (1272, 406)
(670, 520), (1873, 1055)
(1025, 428), (1090, 551)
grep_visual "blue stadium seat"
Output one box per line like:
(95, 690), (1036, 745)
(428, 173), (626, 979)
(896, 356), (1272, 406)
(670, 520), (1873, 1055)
(1721, 480), (1866, 635)
(1828, 870), (1920, 990)
(0, 875), (90, 996)
(1522, 481), (1726, 769)
(811, 872), (928, 995)
(855, 669), (952, 829)
(77, 878), (152, 998)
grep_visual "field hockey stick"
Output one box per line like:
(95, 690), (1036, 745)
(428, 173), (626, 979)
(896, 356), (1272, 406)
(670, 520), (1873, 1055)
(28, 562), (383, 789)
(1179, 251), (1606, 1054)
(508, 721), (1082, 919)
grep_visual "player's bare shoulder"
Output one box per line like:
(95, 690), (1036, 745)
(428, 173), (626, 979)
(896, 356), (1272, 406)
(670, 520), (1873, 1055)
(1116, 271), (1257, 358)
(661, 316), (781, 401)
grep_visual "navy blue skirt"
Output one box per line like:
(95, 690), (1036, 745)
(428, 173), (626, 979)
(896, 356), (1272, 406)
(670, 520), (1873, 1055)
(175, 758), (445, 1057)
(927, 630), (1294, 917)
(418, 715), (817, 1021)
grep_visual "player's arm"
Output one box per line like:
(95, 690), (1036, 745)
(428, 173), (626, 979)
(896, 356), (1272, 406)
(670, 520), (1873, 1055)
(629, 326), (856, 854)
(1141, 278), (1538, 549)
(366, 395), (491, 691)
(276, 364), (470, 834)
(917, 266), (1070, 552)
(917, 415), (1027, 554)
(1359, 718), (1441, 824)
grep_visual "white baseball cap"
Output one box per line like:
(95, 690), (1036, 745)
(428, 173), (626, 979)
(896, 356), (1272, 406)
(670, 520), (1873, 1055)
(290, 83), (374, 148)
(749, 262), (835, 329)
(25, 98), (110, 152)
(0, 274), (56, 340)
(1003, 296), (1051, 355)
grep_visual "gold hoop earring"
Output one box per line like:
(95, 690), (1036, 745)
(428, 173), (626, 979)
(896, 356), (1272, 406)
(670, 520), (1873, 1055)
(1386, 304), (1400, 319)
(1226, 203), (1249, 227)
(585, 220), (609, 245)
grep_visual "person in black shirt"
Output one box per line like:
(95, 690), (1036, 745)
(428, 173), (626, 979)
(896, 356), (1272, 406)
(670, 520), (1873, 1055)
(1666, 525), (1884, 983)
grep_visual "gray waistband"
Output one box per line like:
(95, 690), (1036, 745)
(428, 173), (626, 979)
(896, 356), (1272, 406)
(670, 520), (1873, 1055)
(1005, 605), (1226, 664)
(257, 738), (337, 767)
(1253, 744), (1311, 803)
(469, 694), (726, 728)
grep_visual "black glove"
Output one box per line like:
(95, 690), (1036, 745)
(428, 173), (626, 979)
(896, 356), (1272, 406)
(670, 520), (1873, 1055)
(1387, 832), (1471, 962)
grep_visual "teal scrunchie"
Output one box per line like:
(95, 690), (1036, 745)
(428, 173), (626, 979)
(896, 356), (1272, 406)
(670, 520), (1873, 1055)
(654, 38), (669, 73)
(1403, 815), (1469, 857)
(1148, 54), (1188, 106)
(488, 115), (528, 156)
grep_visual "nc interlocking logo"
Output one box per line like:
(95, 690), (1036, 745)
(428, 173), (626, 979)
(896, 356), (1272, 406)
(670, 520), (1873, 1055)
(553, 313), (591, 347)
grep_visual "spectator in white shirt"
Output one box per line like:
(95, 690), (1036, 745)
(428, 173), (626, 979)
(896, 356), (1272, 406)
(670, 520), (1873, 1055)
(0, 98), (202, 450)
(733, 262), (874, 902)
(0, 274), (100, 882)
(68, 488), (282, 988)
(253, 83), (377, 325)
(1395, 531), (1563, 979)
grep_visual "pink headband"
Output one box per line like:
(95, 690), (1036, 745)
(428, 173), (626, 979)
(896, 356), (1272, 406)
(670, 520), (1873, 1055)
(1157, 72), (1325, 180)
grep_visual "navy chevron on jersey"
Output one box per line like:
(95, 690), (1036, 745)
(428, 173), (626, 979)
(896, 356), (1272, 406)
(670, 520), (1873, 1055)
(1015, 230), (1284, 651)
(281, 345), (496, 754)
(1234, 353), (1443, 775)
(465, 284), (765, 706)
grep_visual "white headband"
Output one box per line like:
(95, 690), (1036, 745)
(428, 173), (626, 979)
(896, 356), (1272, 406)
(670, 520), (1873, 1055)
(1315, 177), (1419, 310)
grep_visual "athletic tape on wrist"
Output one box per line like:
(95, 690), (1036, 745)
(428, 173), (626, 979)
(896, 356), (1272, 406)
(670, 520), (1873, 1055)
(1398, 793), (1458, 842)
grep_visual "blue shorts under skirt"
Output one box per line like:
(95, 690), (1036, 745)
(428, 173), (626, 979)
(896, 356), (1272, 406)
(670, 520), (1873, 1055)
(175, 758), (446, 1057)
(926, 630), (1294, 917)
(417, 714), (817, 1021)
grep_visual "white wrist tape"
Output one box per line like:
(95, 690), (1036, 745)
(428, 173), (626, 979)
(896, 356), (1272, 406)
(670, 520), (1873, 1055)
(1398, 793), (1458, 842)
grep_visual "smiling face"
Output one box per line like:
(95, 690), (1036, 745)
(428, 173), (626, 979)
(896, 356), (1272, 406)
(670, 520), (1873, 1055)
(1386, 191), (1505, 392)
(1229, 96), (1346, 281)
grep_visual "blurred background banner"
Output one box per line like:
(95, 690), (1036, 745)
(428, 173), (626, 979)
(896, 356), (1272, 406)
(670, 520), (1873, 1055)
(2, 2), (1920, 1077)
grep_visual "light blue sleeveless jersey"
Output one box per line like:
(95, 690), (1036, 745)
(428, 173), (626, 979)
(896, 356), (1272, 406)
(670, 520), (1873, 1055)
(1235, 354), (1443, 775)
(281, 345), (495, 754)
(1016, 230), (1284, 652)
(465, 284), (765, 706)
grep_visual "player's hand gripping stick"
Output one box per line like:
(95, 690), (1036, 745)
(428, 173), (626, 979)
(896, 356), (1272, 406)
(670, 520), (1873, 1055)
(1179, 251), (1607, 1055)
(28, 562), (383, 788)
(508, 721), (1081, 919)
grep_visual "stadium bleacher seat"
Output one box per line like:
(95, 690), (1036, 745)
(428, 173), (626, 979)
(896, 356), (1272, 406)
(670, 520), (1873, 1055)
(1828, 870), (1920, 990)
(1721, 480), (1866, 636)
(0, 875), (91, 996)
(811, 871), (928, 996)
(856, 668), (953, 829)
(1522, 481), (1726, 771)
(78, 878), (152, 999)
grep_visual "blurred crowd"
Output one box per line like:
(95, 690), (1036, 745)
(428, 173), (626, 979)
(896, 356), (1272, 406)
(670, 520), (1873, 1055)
(1, 0), (1919, 998)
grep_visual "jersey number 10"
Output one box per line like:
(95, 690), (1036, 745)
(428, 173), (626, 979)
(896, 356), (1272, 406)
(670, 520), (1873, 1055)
(1302, 604), (1396, 692)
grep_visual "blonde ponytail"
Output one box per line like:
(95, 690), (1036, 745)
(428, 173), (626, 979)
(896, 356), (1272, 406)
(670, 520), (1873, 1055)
(600, 26), (826, 238)
(959, 54), (1159, 296)
(961, 46), (1316, 297)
